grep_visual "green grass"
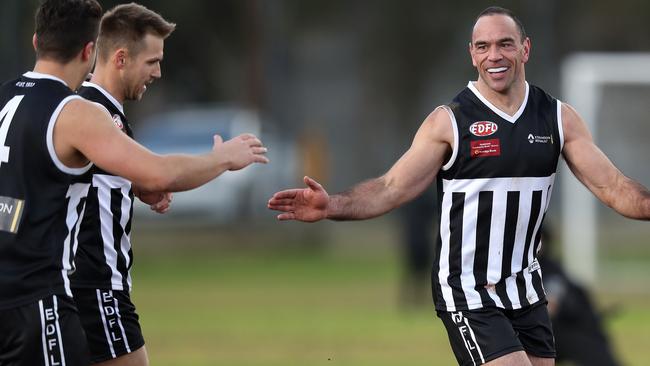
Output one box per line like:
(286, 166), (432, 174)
(129, 222), (650, 366)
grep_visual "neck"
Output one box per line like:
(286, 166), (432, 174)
(89, 65), (125, 105)
(474, 77), (527, 116)
(33, 59), (85, 90)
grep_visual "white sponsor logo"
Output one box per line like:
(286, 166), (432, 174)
(528, 134), (553, 144)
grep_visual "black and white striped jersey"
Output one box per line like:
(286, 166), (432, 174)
(69, 82), (135, 292)
(432, 81), (563, 312)
(0, 72), (91, 309)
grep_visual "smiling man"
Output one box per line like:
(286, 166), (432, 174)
(69, 4), (175, 366)
(268, 6), (650, 366)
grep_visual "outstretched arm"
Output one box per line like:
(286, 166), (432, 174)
(268, 107), (453, 221)
(561, 102), (650, 219)
(53, 99), (269, 193)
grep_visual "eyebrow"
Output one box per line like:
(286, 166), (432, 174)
(473, 37), (517, 46)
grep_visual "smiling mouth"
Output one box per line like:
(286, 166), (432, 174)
(487, 67), (509, 74)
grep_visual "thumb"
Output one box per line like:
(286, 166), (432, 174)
(304, 176), (323, 192)
(213, 134), (223, 144)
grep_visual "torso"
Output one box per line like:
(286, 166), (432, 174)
(432, 81), (563, 312)
(69, 82), (135, 292)
(0, 72), (91, 309)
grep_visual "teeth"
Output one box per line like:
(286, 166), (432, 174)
(488, 67), (508, 73)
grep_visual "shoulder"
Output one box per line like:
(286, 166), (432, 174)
(415, 106), (454, 145)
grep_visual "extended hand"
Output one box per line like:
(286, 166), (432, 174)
(137, 190), (172, 214)
(267, 176), (329, 222)
(213, 133), (269, 171)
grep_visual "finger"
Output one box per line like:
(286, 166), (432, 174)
(254, 155), (270, 164)
(304, 176), (323, 191)
(252, 147), (268, 154)
(239, 133), (258, 140)
(246, 138), (263, 147)
(213, 134), (223, 144)
(268, 204), (295, 212)
(270, 190), (300, 200)
(268, 198), (295, 206)
(277, 212), (296, 221)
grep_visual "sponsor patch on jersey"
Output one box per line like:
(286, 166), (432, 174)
(112, 114), (124, 130)
(469, 121), (498, 137)
(528, 259), (541, 273)
(527, 133), (553, 144)
(470, 139), (501, 158)
(0, 196), (24, 234)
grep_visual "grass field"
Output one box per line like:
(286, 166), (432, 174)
(130, 220), (650, 366)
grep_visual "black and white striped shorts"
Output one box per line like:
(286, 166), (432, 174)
(0, 294), (89, 366)
(437, 300), (556, 366)
(72, 288), (145, 364)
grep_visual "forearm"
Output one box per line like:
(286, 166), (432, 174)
(137, 152), (231, 192)
(606, 176), (650, 220)
(326, 177), (404, 220)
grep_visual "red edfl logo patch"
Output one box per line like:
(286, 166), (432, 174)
(469, 121), (498, 137)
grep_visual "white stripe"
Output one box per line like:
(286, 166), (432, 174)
(23, 71), (69, 87)
(119, 185), (133, 291)
(523, 189), (548, 304)
(557, 100), (565, 152)
(53, 296), (66, 366)
(113, 293), (131, 353)
(46, 95), (93, 175)
(439, 105), (459, 171)
(39, 300), (50, 366)
(504, 275), (521, 310)
(438, 188), (456, 311)
(62, 183), (90, 297)
(463, 317), (486, 364)
(97, 289), (117, 358)
(467, 81), (529, 123)
(442, 175), (556, 195)
(460, 192), (482, 309)
(454, 312), (476, 366)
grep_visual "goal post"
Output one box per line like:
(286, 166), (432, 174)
(560, 52), (650, 285)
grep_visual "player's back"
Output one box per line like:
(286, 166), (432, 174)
(0, 72), (91, 309)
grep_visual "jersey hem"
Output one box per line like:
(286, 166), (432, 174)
(434, 296), (547, 312)
(70, 282), (129, 292)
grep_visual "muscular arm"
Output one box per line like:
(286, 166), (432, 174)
(53, 99), (268, 192)
(561, 102), (650, 219)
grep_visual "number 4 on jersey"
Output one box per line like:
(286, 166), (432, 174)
(0, 96), (24, 168)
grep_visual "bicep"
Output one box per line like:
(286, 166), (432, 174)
(61, 101), (165, 184)
(561, 103), (622, 201)
(383, 108), (453, 203)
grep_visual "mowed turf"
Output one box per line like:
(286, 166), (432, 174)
(129, 223), (650, 366)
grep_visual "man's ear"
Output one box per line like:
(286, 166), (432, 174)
(32, 34), (38, 51)
(81, 41), (95, 62)
(114, 49), (128, 69)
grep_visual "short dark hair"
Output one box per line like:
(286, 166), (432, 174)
(97, 3), (176, 62)
(474, 6), (527, 42)
(35, 0), (103, 63)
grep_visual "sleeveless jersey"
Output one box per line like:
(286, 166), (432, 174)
(0, 72), (91, 309)
(432, 81), (563, 312)
(70, 82), (135, 291)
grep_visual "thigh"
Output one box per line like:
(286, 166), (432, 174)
(437, 308), (524, 366)
(508, 301), (556, 359)
(73, 288), (145, 364)
(0, 295), (89, 366)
